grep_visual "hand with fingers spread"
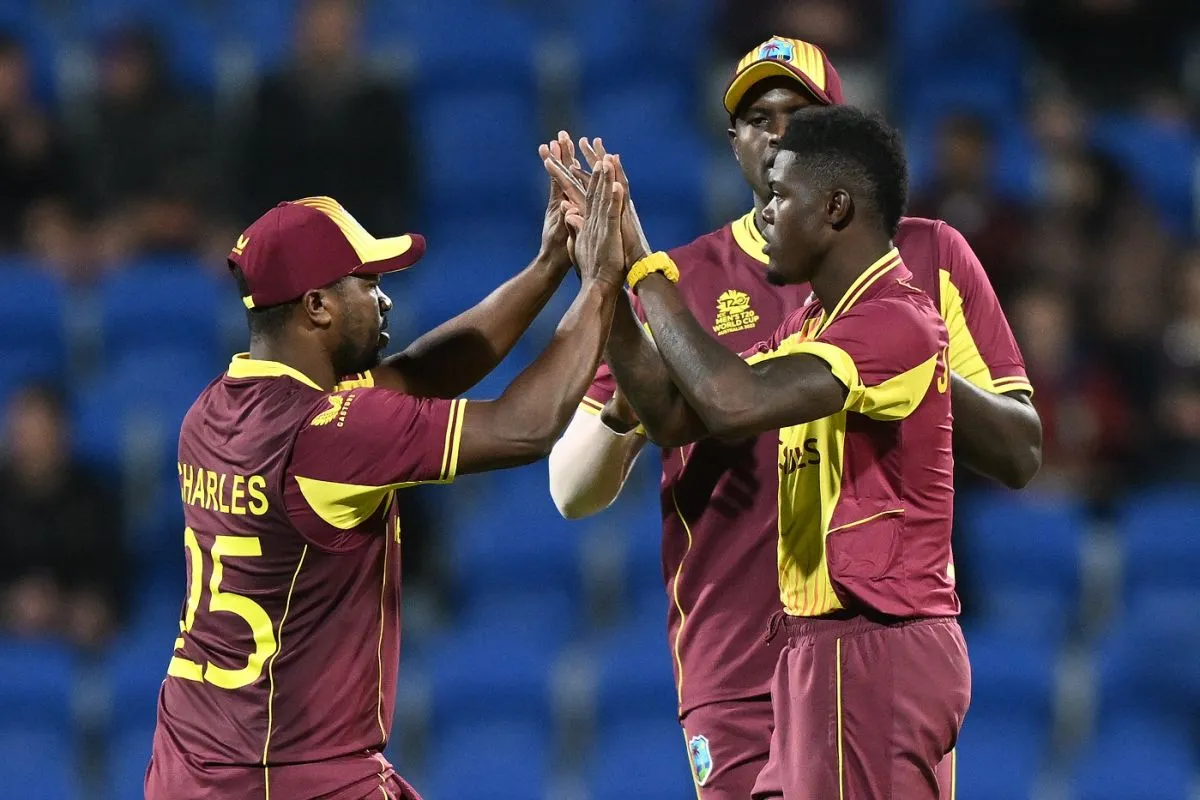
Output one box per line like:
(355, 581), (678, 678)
(563, 155), (626, 291)
(578, 137), (653, 268)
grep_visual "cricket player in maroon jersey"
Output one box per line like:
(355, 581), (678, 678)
(146, 161), (628, 800)
(599, 106), (969, 799)
(545, 36), (1041, 798)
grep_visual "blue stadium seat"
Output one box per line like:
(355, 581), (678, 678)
(1070, 715), (1196, 800)
(592, 615), (678, 734)
(1094, 593), (1200, 724)
(0, 726), (82, 800)
(108, 723), (156, 800)
(964, 626), (1057, 724)
(0, 637), (76, 729)
(409, 4), (539, 92)
(425, 720), (550, 800)
(414, 87), (542, 220)
(1090, 115), (1197, 237)
(1119, 487), (1200, 596)
(957, 490), (1086, 638)
(954, 713), (1044, 800)
(0, 265), (67, 377)
(424, 622), (559, 737)
(450, 471), (583, 617)
(586, 717), (696, 800)
(98, 260), (226, 365)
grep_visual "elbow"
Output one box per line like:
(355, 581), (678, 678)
(1004, 437), (1043, 490)
(999, 417), (1044, 489)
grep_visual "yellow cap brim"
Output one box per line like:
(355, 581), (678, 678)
(723, 60), (827, 116)
(354, 233), (427, 275)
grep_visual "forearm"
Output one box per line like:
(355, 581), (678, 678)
(635, 275), (769, 440)
(548, 409), (645, 518)
(487, 280), (619, 462)
(951, 374), (1043, 488)
(376, 253), (569, 397)
(605, 292), (707, 446)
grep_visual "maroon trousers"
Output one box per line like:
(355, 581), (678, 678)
(752, 613), (970, 799)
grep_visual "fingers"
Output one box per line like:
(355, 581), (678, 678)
(544, 155), (587, 204)
(592, 138), (608, 159)
(610, 181), (625, 219)
(590, 158), (614, 222)
(612, 152), (629, 187)
(579, 137), (599, 170)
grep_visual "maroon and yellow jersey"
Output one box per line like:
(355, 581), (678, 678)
(744, 250), (956, 617)
(148, 356), (465, 800)
(579, 212), (1028, 716)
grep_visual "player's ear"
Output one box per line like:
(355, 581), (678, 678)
(828, 189), (853, 230)
(301, 288), (335, 329)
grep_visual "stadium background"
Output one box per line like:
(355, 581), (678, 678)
(0, 0), (1198, 797)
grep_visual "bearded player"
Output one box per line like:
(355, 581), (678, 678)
(147, 158), (627, 799)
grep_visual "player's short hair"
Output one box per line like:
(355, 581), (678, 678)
(229, 264), (298, 338)
(779, 106), (908, 237)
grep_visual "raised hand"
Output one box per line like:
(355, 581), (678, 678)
(536, 137), (575, 273)
(578, 138), (652, 266)
(565, 155), (625, 290)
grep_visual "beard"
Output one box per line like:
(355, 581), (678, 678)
(765, 264), (787, 286)
(330, 333), (382, 378)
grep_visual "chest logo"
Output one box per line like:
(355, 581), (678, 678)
(714, 289), (760, 336)
(310, 395), (345, 426)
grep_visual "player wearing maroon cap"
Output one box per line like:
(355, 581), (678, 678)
(146, 159), (628, 800)
(546, 35), (1040, 799)
(603, 105), (967, 800)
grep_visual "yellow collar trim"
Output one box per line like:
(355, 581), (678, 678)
(227, 353), (323, 391)
(817, 248), (902, 335)
(730, 210), (769, 265)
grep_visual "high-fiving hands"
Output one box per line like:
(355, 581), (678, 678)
(542, 132), (653, 275)
(550, 150), (626, 291)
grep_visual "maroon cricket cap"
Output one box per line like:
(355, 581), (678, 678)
(228, 196), (426, 309)
(723, 35), (845, 115)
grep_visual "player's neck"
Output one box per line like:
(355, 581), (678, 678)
(248, 338), (337, 390)
(752, 200), (769, 237)
(810, 234), (895, 312)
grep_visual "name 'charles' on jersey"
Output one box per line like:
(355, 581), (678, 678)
(146, 356), (464, 800)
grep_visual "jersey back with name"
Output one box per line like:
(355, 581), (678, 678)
(150, 371), (405, 800)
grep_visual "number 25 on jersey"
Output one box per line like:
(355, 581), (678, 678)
(168, 528), (277, 690)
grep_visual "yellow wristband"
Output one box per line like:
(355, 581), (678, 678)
(627, 251), (680, 291)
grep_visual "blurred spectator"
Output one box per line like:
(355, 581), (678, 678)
(713, 0), (885, 62)
(238, 0), (417, 231)
(0, 32), (80, 253)
(0, 384), (126, 649)
(75, 26), (216, 264)
(910, 112), (1029, 293)
(1153, 249), (1200, 481)
(1014, 0), (1200, 115)
(1011, 284), (1133, 499)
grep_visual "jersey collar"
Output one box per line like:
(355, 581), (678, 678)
(816, 248), (905, 335)
(730, 210), (769, 265)
(227, 353), (323, 391)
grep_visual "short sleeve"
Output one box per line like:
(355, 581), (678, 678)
(748, 296), (944, 422)
(741, 307), (817, 362)
(937, 223), (1032, 395)
(285, 389), (466, 542)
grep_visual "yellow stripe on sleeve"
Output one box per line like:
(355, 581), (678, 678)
(443, 399), (466, 481)
(580, 396), (605, 416)
(851, 352), (939, 421)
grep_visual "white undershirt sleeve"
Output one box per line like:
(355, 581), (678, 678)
(548, 408), (647, 519)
